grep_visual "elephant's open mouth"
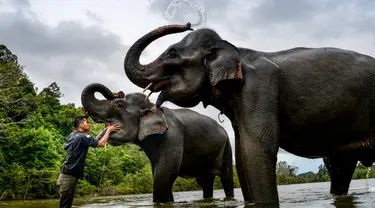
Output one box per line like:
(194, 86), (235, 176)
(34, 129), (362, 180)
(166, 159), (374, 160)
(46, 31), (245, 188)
(144, 79), (169, 92)
(154, 79), (169, 91)
(91, 117), (105, 124)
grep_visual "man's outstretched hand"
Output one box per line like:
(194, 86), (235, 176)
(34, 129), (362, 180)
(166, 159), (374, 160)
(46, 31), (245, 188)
(97, 123), (121, 147)
(106, 122), (120, 133)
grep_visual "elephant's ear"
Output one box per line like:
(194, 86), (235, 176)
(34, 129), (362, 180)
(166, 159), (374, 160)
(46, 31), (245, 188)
(204, 40), (243, 86)
(138, 106), (168, 141)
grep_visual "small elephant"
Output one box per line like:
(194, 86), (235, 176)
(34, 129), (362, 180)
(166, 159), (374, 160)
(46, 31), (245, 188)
(80, 83), (234, 203)
(122, 22), (375, 205)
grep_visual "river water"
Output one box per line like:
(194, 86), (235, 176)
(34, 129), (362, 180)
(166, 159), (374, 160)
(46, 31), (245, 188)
(1, 179), (375, 208)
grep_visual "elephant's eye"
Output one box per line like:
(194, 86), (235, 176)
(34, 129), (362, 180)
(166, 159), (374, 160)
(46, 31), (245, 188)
(140, 109), (151, 117)
(116, 101), (125, 109)
(167, 48), (177, 58)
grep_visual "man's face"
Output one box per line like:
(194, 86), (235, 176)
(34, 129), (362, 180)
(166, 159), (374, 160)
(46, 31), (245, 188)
(80, 118), (90, 132)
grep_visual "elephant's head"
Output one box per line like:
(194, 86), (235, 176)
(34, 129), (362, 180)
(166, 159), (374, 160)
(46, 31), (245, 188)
(124, 22), (243, 108)
(81, 83), (168, 146)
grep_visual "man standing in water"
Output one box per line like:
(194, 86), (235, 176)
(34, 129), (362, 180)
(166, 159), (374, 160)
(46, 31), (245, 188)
(57, 115), (120, 208)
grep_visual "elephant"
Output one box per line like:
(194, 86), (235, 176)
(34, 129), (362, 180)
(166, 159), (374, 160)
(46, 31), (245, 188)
(80, 82), (234, 203)
(122, 22), (375, 205)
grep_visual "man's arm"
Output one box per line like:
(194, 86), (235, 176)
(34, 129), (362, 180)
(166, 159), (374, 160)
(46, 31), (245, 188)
(96, 128), (111, 147)
(81, 124), (120, 148)
(95, 129), (107, 141)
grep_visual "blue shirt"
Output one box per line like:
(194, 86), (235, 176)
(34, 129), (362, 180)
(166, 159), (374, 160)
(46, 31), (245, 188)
(62, 130), (103, 179)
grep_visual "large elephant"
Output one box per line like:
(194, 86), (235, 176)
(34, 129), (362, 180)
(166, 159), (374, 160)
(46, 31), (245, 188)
(122, 22), (375, 205)
(80, 82), (234, 203)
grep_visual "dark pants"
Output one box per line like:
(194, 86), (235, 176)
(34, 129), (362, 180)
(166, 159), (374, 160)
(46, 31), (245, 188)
(57, 173), (78, 208)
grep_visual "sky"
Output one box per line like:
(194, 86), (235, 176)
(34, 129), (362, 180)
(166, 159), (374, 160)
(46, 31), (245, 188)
(1, 0), (375, 174)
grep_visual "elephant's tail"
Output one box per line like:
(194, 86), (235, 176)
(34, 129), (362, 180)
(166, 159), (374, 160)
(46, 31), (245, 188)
(222, 140), (233, 170)
(220, 139), (234, 197)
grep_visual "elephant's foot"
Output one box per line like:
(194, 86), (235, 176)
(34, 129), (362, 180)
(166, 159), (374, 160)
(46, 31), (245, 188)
(152, 173), (177, 203)
(196, 175), (215, 198)
(236, 141), (279, 204)
(152, 190), (174, 203)
(323, 154), (357, 195)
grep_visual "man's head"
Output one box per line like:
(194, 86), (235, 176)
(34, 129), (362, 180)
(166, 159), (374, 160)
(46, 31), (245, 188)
(73, 115), (90, 132)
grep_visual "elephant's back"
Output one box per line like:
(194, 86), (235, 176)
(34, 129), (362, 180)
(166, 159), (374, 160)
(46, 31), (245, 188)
(263, 47), (375, 143)
(173, 108), (228, 141)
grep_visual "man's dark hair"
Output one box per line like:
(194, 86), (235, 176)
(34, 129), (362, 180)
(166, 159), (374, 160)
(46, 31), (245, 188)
(72, 115), (88, 128)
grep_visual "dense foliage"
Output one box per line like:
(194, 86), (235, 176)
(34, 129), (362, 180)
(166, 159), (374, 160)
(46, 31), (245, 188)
(0, 44), (374, 200)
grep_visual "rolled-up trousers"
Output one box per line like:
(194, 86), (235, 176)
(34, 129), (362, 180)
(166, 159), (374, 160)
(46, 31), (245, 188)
(57, 173), (78, 208)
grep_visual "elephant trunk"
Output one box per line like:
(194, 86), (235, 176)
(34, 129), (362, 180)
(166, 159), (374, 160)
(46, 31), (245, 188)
(81, 83), (116, 121)
(123, 22), (193, 89)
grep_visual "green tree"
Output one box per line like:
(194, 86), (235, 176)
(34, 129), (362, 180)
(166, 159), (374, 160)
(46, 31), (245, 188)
(315, 164), (330, 182)
(276, 161), (305, 185)
(353, 163), (375, 179)
(0, 45), (18, 64)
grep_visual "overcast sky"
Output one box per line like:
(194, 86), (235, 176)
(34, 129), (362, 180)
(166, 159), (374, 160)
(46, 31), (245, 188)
(1, 0), (375, 174)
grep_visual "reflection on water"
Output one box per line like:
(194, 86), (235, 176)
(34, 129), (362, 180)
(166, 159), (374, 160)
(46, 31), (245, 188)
(1, 179), (375, 208)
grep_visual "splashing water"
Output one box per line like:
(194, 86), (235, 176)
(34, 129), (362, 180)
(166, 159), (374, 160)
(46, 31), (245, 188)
(365, 167), (371, 190)
(152, 0), (207, 27)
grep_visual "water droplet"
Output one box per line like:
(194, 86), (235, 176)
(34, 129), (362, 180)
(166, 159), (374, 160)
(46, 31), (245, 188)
(365, 167), (371, 190)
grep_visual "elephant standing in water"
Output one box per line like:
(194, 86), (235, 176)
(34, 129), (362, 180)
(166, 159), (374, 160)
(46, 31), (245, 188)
(80, 83), (234, 203)
(122, 22), (375, 205)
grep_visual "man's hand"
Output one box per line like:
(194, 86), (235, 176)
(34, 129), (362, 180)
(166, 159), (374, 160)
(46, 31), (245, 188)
(97, 123), (120, 147)
(106, 123), (121, 133)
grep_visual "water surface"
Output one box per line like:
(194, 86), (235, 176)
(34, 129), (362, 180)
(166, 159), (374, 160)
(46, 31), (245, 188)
(1, 179), (375, 207)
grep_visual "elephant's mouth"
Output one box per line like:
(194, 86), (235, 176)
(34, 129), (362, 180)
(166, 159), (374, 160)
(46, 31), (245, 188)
(143, 79), (169, 92)
(143, 79), (170, 104)
(107, 140), (123, 146)
(89, 117), (124, 144)
(91, 116), (106, 124)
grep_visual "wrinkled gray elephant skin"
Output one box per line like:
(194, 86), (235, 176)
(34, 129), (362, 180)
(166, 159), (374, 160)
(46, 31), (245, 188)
(81, 83), (234, 203)
(122, 22), (375, 205)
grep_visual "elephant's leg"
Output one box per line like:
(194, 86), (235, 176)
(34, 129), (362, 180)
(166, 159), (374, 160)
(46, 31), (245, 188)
(150, 125), (183, 203)
(237, 126), (279, 204)
(196, 175), (215, 198)
(235, 101), (280, 204)
(220, 140), (234, 198)
(151, 154), (179, 203)
(323, 154), (357, 195)
(152, 170), (177, 203)
(234, 72), (281, 204)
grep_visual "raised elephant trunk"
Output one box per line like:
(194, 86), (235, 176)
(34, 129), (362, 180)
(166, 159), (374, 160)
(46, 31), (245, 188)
(124, 22), (193, 89)
(81, 83), (117, 121)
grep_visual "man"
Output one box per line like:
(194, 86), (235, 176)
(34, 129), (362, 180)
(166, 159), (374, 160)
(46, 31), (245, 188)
(57, 115), (120, 208)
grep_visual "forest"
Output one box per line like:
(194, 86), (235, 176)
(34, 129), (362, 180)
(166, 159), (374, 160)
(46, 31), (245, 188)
(1, 44), (374, 200)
